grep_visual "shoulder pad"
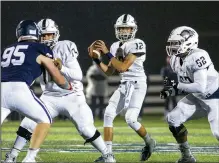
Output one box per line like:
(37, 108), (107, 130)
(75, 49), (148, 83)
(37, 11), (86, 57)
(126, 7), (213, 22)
(54, 40), (79, 58)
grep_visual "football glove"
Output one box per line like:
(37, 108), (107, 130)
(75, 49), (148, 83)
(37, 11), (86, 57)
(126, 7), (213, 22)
(160, 86), (178, 99)
(163, 76), (177, 87)
(160, 77), (179, 99)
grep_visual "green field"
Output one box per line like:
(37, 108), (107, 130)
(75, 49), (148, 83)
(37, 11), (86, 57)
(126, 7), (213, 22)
(1, 115), (219, 162)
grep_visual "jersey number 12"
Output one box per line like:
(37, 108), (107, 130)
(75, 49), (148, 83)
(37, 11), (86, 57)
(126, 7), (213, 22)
(135, 42), (143, 50)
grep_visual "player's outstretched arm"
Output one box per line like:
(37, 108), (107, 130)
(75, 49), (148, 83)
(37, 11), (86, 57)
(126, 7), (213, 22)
(36, 55), (72, 90)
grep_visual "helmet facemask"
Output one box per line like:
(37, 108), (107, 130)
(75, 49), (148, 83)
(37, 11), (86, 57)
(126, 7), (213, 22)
(38, 19), (60, 47)
(41, 30), (60, 47)
(166, 29), (198, 57)
(114, 14), (138, 42)
(115, 26), (137, 42)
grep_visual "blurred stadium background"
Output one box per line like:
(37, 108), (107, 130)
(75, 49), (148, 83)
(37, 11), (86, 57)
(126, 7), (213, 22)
(1, 1), (219, 162)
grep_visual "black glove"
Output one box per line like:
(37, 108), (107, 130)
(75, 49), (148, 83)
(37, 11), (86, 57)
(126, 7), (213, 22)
(160, 77), (179, 99)
(163, 76), (177, 87)
(160, 87), (169, 99)
(160, 86), (177, 99)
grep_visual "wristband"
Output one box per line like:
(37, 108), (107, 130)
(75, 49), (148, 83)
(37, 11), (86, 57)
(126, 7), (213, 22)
(93, 58), (101, 65)
(106, 52), (114, 60)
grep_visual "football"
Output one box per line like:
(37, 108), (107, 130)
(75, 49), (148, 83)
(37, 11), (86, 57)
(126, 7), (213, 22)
(89, 40), (101, 59)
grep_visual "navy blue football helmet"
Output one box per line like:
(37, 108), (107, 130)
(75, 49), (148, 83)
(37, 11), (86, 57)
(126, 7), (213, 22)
(16, 20), (41, 42)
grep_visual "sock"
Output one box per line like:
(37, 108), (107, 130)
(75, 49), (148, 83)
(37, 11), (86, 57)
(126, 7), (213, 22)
(10, 148), (20, 157)
(143, 133), (151, 144)
(180, 141), (190, 148)
(105, 141), (112, 153)
(11, 136), (28, 157)
(25, 148), (40, 160)
(90, 136), (109, 155)
(179, 141), (192, 157)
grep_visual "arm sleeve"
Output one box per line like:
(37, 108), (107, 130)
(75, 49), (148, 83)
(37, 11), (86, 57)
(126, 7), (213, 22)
(177, 68), (207, 93)
(55, 41), (82, 81)
(60, 58), (83, 81)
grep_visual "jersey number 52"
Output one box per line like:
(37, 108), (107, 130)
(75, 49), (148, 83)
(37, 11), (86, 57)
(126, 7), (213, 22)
(195, 56), (206, 67)
(1, 45), (28, 68)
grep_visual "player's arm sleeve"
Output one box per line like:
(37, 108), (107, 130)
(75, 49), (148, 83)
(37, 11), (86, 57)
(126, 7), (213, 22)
(128, 39), (146, 56)
(61, 59), (83, 81)
(60, 42), (83, 81)
(177, 68), (207, 93)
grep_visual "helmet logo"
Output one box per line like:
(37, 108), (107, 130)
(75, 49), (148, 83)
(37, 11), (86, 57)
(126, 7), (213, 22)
(29, 30), (36, 35)
(42, 19), (47, 30)
(180, 30), (195, 41)
(122, 14), (128, 24)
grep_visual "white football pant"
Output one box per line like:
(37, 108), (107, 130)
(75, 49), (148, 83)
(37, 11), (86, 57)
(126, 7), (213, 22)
(20, 92), (96, 138)
(167, 94), (219, 140)
(104, 80), (147, 130)
(1, 82), (52, 124)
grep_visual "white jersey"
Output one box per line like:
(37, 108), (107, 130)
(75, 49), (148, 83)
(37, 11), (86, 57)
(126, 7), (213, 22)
(86, 64), (108, 98)
(40, 40), (84, 96)
(170, 48), (219, 99)
(110, 38), (146, 81)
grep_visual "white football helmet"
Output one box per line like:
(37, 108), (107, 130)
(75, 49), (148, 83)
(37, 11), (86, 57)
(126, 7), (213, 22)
(37, 18), (60, 47)
(114, 14), (138, 42)
(166, 26), (198, 56)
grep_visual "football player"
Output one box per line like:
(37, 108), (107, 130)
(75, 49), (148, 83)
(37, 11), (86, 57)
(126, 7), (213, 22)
(86, 62), (108, 120)
(4, 18), (115, 163)
(88, 14), (156, 162)
(160, 26), (219, 163)
(1, 20), (71, 162)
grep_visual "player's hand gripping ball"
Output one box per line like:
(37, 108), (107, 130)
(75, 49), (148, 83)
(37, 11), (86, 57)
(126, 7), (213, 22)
(88, 40), (101, 59)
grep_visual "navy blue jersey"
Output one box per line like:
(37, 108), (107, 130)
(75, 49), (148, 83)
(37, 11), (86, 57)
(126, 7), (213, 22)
(1, 41), (53, 86)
